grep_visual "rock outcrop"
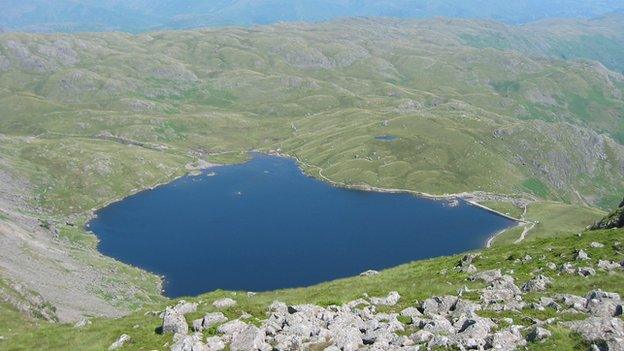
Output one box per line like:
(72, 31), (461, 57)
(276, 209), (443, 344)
(589, 197), (624, 230)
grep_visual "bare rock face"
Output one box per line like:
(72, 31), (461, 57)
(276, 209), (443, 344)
(589, 198), (624, 230)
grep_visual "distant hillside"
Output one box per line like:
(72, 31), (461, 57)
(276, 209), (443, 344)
(0, 16), (623, 213)
(1, 0), (624, 33)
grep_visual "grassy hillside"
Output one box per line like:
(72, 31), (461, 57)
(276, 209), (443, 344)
(1, 17), (623, 214)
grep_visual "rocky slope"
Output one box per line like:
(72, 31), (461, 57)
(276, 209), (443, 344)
(590, 198), (624, 230)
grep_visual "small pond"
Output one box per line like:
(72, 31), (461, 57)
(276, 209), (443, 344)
(375, 135), (399, 141)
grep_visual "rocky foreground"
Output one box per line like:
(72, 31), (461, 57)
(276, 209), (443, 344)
(106, 246), (624, 351)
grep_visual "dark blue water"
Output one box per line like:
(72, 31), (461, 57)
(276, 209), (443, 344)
(375, 135), (399, 141)
(89, 154), (515, 298)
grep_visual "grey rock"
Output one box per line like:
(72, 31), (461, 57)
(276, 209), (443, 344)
(560, 262), (577, 274)
(192, 319), (204, 332)
(109, 334), (131, 350)
(578, 267), (596, 277)
(400, 307), (422, 323)
(421, 314), (454, 334)
(328, 324), (363, 351)
(459, 264), (478, 273)
(481, 275), (524, 311)
(410, 330), (434, 343)
(163, 307), (189, 334)
(202, 312), (228, 329)
(527, 326), (551, 343)
(585, 290), (623, 317)
(359, 270), (379, 277)
(205, 336), (225, 351)
(74, 318), (91, 328)
(428, 335), (450, 348)
(536, 297), (561, 310)
(521, 275), (552, 292)
(213, 298), (237, 309)
(555, 294), (588, 312)
(230, 325), (270, 351)
(421, 296), (457, 316)
(598, 260), (622, 271)
(486, 326), (527, 351)
(174, 301), (198, 315)
(546, 262), (557, 270)
(575, 249), (590, 260)
(171, 333), (206, 351)
(564, 317), (624, 350)
(268, 301), (288, 315)
(217, 320), (247, 338)
(451, 316), (495, 349)
(370, 291), (401, 306)
(469, 269), (502, 284)
(591, 242), (605, 248)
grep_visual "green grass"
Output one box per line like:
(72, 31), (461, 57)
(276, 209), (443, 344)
(490, 202), (607, 246)
(479, 201), (525, 219)
(522, 179), (550, 198)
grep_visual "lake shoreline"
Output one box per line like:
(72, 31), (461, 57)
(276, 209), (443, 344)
(266, 150), (528, 223)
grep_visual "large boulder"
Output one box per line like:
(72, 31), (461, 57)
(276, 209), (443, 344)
(170, 333), (206, 351)
(486, 326), (526, 351)
(196, 312), (228, 331)
(217, 320), (247, 338)
(230, 325), (271, 351)
(450, 316), (495, 349)
(328, 324), (363, 351)
(163, 307), (189, 334)
(421, 296), (457, 316)
(480, 275), (524, 311)
(585, 290), (623, 317)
